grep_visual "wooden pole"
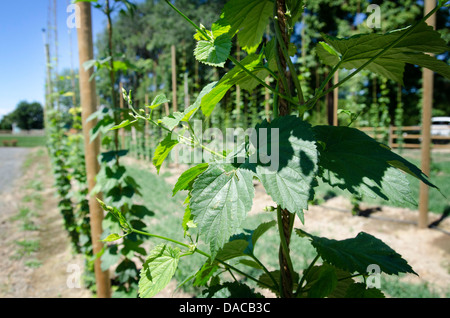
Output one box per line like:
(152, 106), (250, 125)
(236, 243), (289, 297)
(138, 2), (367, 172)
(236, 42), (241, 122)
(418, 0), (436, 229)
(76, 1), (111, 298)
(171, 44), (178, 113)
(265, 77), (271, 122)
(333, 71), (339, 126)
(119, 82), (126, 149)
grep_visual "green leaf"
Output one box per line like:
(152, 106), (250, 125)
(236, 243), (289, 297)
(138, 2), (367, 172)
(215, 220), (276, 262)
(160, 82), (217, 130)
(173, 163), (209, 196)
(221, 0), (274, 53)
(97, 198), (131, 232)
(146, 94), (170, 110)
(317, 22), (450, 83)
(101, 233), (124, 242)
(138, 244), (181, 298)
(152, 133), (179, 174)
(189, 163), (255, 257)
(159, 112), (185, 131)
(302, 264), (338, 298)
(313, 125), (437, 206)
(297, 230), (417, 276)
(200, 53), (265, 116)
(110, 119), (137, 130)
(193, 261), (219, 287)
(244, 116), (318, 221)
(194, 33), (232, 67)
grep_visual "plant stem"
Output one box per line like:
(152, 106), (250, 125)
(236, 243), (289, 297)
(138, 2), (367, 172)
(131, 228), (272, 289)
(274, 16), (305, 105)
(295, 254), (319, 297)
(304, 61), (342, 110)
(164, 0), (210, 41)
(251, 254), (280, 291)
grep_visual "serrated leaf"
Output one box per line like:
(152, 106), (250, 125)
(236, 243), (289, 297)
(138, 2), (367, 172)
(244, 116), (318, 220)
(189, 163), (255, 258)
(138, 244), (180, 298)
(173, 163), (209, 196)
(297, 230), (417, 276)
(221, 0), (273, 53)
(200, 53), (264, 116)
(194, 33), (232, 67)
(313, 125), (437, 206)
(152, 133), (179, 174)
(316, 22), (450, 83)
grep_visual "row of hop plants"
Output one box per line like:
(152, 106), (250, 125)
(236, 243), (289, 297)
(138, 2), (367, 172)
(46, 107), (96, 291)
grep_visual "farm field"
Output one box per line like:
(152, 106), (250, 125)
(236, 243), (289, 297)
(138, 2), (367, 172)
(0, 135), (46, 148)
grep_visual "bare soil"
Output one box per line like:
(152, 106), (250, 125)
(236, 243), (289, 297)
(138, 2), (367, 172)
(0, 147), (91, 298)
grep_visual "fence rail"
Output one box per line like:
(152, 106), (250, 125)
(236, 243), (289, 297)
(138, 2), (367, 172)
(357, 126), (450, 149)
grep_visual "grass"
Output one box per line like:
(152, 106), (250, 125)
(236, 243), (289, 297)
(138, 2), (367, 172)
(11, 239), (40, 260)
(0, 134), (46, 147)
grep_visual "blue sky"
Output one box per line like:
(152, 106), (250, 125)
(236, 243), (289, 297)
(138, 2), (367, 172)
(0, 0), (106, 120)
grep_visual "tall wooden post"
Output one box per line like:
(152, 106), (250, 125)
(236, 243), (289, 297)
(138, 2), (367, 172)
(333, 71), (339, 126)
(119, 82), (126, 149)
(418, 0), (436, 229)
(171, 44), (178, 113)
(76, 1), (111, 298)
(236, 42), (241, 122)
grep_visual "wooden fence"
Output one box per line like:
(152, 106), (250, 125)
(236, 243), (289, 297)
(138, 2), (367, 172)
(358, 126), (450, 149)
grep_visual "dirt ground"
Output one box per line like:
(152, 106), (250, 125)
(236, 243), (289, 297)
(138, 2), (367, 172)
(0, 149), (448, 298)
(0, 147), (91, 298)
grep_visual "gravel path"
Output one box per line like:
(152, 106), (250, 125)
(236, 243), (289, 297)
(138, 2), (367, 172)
(0, 147), (31, 194)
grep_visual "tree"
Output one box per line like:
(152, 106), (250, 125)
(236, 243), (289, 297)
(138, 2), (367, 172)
(0, 113), (14, 130)
(11, 101), (44, 130)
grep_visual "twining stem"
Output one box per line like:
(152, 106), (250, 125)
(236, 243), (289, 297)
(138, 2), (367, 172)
(130, 228), (273, 289)
(275, 0), (296, 298)
(273, 16), (305, 105)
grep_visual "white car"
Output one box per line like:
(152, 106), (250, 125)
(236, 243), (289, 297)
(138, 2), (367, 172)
(431, 117), (450, 137)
